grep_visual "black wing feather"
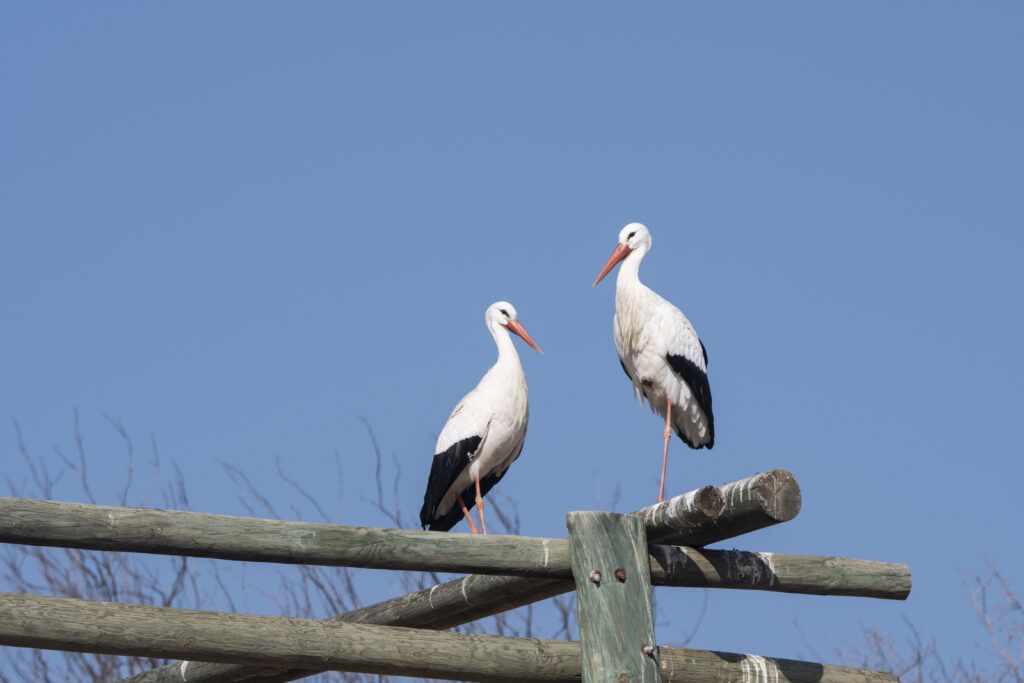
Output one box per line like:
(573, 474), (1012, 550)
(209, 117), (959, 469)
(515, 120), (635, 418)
(419, 436), (481, 531)
(665, 351), (715, 449)
(426, 466), (510, 532)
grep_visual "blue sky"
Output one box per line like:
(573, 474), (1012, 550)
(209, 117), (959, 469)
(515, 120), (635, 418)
(2, 1), (1022, 670)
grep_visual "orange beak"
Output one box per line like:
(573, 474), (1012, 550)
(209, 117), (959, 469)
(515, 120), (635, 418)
(506, 319), (543, 355)
(592, 243), (632, 287)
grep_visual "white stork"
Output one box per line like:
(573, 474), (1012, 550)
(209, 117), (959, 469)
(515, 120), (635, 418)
(593, 223), (714, 503)
(419, 301), (542, 535)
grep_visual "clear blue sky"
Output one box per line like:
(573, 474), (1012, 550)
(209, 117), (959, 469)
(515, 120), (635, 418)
(2, 1), (1022, 669)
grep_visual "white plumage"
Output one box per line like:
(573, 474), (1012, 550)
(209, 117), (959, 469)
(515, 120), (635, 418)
(419, 301), (541, 534)
(594, 223), (714, 502)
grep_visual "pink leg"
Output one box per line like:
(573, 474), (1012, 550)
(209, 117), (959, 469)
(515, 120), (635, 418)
(475, 476), (488, 536)
(458, 497), (479, 535)
(659, 399), (672, 504)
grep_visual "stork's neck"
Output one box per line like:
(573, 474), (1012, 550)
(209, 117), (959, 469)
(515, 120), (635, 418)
(488, 321), (524, 373)
(615, 244), (648, 294)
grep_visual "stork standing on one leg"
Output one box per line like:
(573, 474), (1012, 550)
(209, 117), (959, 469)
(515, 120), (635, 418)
(593, 223), (714, 503)
(419, 301), (542, 534)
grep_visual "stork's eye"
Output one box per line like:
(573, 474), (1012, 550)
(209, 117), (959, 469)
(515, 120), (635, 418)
(627, 231), (636, 240)
(499, 309), (509, 317)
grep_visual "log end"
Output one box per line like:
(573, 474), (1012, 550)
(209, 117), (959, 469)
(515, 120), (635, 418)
(753, 468), (802, 523)
(693, 484), (726, 519)
(891, 565), (912, 600)
(638, 484), (725, 543)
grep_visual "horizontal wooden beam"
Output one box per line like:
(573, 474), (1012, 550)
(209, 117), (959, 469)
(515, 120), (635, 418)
(660, 649), (897, 683)
(0, 485), (722, 578)
(0, 592), (895, 683)
(121, 471), (809, 683)
(638, 484), (725, 543)
(0, 488), (903, 600)
(650, 547), (911, 600)
(0, 496), (574, 577)
(645, 468), (802, 547)
(0, 474), (777, 579)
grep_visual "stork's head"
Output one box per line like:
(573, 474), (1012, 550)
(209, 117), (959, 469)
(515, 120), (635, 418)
(487, 301), (543, 354)
(592, 223), (651, 286)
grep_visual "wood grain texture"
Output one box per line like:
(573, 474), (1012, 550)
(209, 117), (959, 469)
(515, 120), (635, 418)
(0, 482), (721, 577)
(0, 496), (572, 577)
(126, 547), (910, 682)
(568, 512), (660, 683)
(650, 469), (802, 547)
(120, 471), (804, 683)
(0, 493), (903, 601)
(0, 592), (896, 683)
(658, 648), (898, 682)
(637, 485), (724, 543)
(649, 547), (912, 600)
(0, 591), (579, 682)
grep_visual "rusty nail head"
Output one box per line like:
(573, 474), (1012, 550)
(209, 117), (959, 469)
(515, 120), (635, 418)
(589, 569), (602, 584)
(642, 644), (656, 658)
(617, 674), (631, 683)
(614, 567), (627, 582)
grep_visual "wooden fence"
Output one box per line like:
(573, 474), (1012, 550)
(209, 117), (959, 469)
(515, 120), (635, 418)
(0, 469), (911, 682)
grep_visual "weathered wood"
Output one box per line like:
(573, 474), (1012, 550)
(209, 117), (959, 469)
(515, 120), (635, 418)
(568, 512), (660, 683)
(0, 496), (573, 578)
(0, 591), (577, 682)
(120, 471), (803, 683)
(124, 548), (910, 682)
(234, 652), (900, 683)
(0, 592), (896, 683)
(0, 491), (902, 601)
(646, 469), (802, 547)
(0, 485), (726, 575)
(649, 547), (912, 600)
(640, 485), (725, 543)
(146, 650), (900, 683)
(657, 648), (897, 682)
(141, 574), (573, 683)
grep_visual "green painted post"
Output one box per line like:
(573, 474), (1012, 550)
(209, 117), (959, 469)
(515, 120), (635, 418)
(568, 511), (662, 683)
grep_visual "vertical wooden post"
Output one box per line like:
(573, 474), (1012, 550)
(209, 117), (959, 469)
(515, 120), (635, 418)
(568, 512), (662, 683)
